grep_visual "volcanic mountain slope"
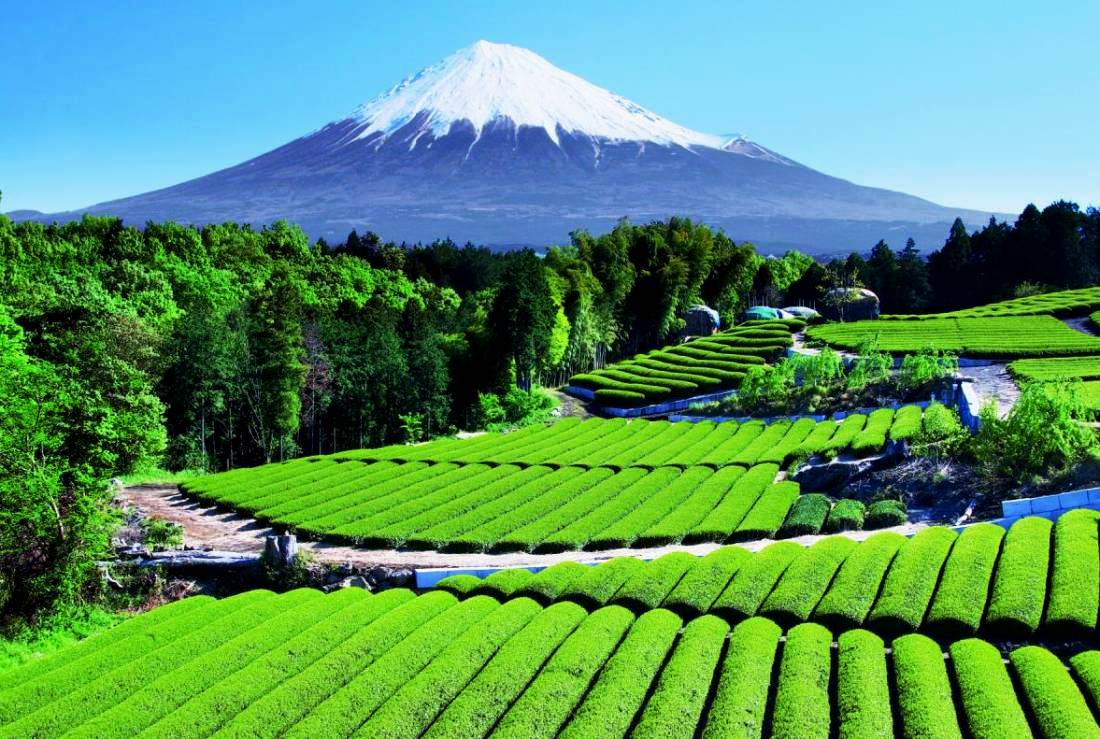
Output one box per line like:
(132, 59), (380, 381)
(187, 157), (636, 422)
(28, 41), (996, 251)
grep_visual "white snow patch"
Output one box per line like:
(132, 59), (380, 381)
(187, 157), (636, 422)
(348, 40), (726, 149)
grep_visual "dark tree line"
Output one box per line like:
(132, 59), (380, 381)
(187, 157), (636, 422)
(829, 202), (1100, 313)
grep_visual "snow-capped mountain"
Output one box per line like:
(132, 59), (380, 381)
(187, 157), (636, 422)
(23, 40), (997, 251)
(348, 40), (725, 149)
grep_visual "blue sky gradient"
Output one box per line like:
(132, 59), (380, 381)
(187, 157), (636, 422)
(2, 0), (1096, 216)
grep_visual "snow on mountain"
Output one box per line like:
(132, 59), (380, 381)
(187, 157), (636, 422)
(23, 40), (1001, 252)
(349, 40), (726, 149)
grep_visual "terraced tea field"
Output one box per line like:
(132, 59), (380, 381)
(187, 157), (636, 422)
(183, 412), (921, 551)
(567, 319), (800, 406)
(882, 286), (1100, 320)
(808, 315), (1100, 357)
(437, 509), (1100, 640)
(1009, 356), (1100, 382)
(4, 586), (1099, 738)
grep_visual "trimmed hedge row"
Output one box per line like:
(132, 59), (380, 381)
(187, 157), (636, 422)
(433, 509), (1100, 643)
(12, 589), (1100, 737)
(182, 413), (918, 553)
(892, 633), (964, 738)
(568, 320), (799, 405)
(836, 629), (892, 738)
(809, 314), (1100, 358)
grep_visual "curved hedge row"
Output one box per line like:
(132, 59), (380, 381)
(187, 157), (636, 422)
(567, 321), (798, 405)
(809, 315), (1100, 358)
(182, 415), (919, 552)
(8, 588), (1099, 738)
(313, 414), (919, 472)
(436, 509), (1100, 642)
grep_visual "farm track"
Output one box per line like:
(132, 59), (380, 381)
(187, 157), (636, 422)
(958, 362), (1021, 416)
(118, 484), (926, 569)
(1064, 316), (1100, 337)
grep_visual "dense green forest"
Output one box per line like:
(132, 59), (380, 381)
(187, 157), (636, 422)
(1, 199), (1097, 622)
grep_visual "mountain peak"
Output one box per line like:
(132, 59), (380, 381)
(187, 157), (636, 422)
(348, 41), (725, 148)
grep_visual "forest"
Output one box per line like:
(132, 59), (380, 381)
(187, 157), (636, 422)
(1, 198), (1098, 621)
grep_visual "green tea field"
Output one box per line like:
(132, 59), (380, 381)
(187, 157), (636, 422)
(3, 585), (1099, 738)
(567, 320), (800, 405)
(181, 412), (921, 552)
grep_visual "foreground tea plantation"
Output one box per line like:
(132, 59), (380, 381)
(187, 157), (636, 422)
(437, 509), (1100, 639)
(183, 412), (920, 551)
(567, 319), (800, 405)
(3, 586), (1099, 738)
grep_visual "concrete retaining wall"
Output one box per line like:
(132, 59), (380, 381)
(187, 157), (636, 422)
(955, 382), (983, 432)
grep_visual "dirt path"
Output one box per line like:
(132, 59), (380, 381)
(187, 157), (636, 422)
(1063, 316), (1100, 336)
(548, 388), (594, 420)
(957, 363), (1020, 417)
(117, 484), (926, 570)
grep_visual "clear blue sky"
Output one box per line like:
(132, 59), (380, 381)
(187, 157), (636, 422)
(2, 0), (1097, 216)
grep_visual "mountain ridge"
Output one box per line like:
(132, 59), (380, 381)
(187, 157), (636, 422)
(11, 40), (1000, 252)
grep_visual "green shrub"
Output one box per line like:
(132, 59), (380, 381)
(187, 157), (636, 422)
(559, 609), (682, 738)
(771, 622), (832, 739)
(212, 590), (460, 737)
(489, 471), (644, 553)
(911, 402), (968, 460)
(473, 568), (535, 599)
(898, 349), (958, 393)
(2, 589), (316, 736)
(777, 493), (831, 537)
(1044, 508), (1100, 634)
(824, 499), (865, 532)
(1011, 646), (1100, 739)
(986, 516), (1052, 636)
(355, 597), (543, 737)
(539, 468), (678, 552)
(924, 523), (1003, 639)
(867, 526), (956, 635)
(759, 536), (856, 626)
(588, 467), (714, 549)
(417, 602), (587, 739)
(559, 557), (646, 609)
(731, 481), (800, 541)
(795, 420), (839, 457)
(1069, 650), (1100, 726)
(635, 465), (746, 546)
(492, 606), (635, 738)
(710, 541), (802, 621)
(950, 638), (1031, 739)
(700, 617), (782, 739)
(972, 381), (1099, 480)
(836, 630), (892, 739)
(823, 414), (867, 453)
(631, 615), (728, 738)
(851, 408), (895, 456)
(611, 552), (696, 612)
(888, 404), (923, 442)
(686, 464), (778, 542)
(514, 561), (590, 604)
(846, 340), (892, 390)
(813, 532), (905, 631)
(76, 588), (393, 737)
(864, 499), (907, 529)
(593, 388), (648, 405)
(892, 633), (964, 739)
(661, 547), (749, 617)
(433, 574), (482, 596)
